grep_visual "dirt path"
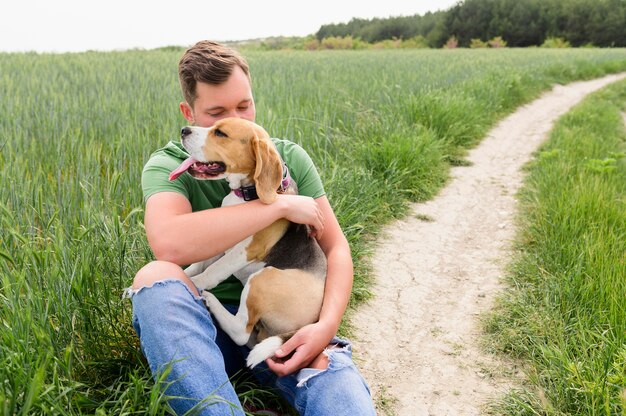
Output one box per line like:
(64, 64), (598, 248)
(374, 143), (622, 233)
(351, 73), (626, 416)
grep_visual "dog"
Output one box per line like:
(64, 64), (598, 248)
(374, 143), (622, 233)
(168, 117), (327, 368)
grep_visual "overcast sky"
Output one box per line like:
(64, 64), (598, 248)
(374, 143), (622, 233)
(0, 0), (458, 53)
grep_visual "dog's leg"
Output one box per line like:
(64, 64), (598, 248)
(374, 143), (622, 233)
(233, 262), (264, 286)
(183, 254), (223, 278)
(190, 237), (253, 290)
(202, 288), (252, 346)
(184, 262), (204, 277)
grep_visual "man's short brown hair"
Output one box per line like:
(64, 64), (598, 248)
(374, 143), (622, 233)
(178, 40), (250, 106)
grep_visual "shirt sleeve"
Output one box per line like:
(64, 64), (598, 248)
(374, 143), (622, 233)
(282, 141), (326, 200)
(141, 154), (191, 202)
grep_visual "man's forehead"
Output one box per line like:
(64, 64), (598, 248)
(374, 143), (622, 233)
(204, 98), (252, 110)
(194, 84), (252, 107)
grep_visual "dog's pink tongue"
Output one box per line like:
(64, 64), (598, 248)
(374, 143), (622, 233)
(169, 157), (197, 181)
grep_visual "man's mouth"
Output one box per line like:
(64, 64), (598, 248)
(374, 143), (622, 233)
(169, 157), (227, 181)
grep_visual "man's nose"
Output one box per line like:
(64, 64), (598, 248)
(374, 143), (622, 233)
(181, 127), (192, 138)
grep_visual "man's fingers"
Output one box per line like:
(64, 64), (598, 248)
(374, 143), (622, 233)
(266, 349), (306, 376)
(309, 225), (322, 239)
(312, 210), (324, 239)
(265, 334), (309, 376)
(274, 335), (300, 358)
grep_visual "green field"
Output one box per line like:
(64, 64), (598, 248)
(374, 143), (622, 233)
(1, 48), (625, 414)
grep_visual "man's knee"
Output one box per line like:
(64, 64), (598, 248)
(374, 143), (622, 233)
(133, 260), (198, 295)
(308, 344), (340, 370)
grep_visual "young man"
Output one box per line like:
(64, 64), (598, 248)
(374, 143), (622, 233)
(128, 40), (375, 415)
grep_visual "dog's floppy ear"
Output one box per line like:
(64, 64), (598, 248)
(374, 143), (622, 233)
(251, 125), (282, 204)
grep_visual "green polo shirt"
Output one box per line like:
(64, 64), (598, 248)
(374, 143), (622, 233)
(141, 138), (325, 303)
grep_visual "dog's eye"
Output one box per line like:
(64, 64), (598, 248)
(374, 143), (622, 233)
(214, 129), (228, 138)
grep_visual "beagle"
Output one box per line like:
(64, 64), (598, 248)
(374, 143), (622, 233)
(169, 117), (327, 368)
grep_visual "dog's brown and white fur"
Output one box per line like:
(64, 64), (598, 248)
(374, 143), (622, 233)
(177, 117), (327, 368)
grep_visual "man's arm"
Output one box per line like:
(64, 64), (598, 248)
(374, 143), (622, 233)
(145, 191), (326, 266)
(316, 196), (353, 335)
(266, 195), (354, 376)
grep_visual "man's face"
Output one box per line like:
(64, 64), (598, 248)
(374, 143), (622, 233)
(180, 65), (256, 128)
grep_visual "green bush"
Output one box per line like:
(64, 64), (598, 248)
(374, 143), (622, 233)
(470, 38), (488, 48)
(488, 36), (507, 48)
(400, 35), (429, 49)
(541, 37), (571, 48)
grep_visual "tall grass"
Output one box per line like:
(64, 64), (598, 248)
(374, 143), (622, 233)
(1, 48), (625, 413)
(485, 79), (626, 415)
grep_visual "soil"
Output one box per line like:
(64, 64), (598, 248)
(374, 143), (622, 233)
(350, 73), (626, 416)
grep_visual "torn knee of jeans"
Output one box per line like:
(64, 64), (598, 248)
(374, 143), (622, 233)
(122, 278), (203, 302)
(295, 343), (352, 387)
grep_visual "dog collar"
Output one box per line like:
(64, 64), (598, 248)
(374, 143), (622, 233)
(233, 162), (291, 201)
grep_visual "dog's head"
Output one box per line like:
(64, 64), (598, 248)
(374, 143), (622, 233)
(171, 118), (283, 204)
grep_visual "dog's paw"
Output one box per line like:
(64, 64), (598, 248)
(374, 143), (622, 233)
(201, 291), (221, 311)
(246, 336), (284, 368)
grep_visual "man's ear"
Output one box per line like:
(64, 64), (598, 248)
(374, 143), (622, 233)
(251, 127), (282, 204)
(180, 102), (194, 123)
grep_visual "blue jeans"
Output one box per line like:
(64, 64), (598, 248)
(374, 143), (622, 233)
(128, 279), (376, 415)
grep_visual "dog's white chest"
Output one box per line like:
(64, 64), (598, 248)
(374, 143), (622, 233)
(222, 192), (244, 207)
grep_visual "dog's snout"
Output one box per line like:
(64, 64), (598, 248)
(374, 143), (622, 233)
(181, 127), (192, 138)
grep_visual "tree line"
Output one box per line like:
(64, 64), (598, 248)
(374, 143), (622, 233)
(315, 0), (626, 48)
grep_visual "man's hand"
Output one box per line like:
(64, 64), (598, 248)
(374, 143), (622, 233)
(277, 194), (325, 239)
(265, 321), (336, 377)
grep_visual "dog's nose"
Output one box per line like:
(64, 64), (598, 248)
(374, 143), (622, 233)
(181, 127), (192, 138)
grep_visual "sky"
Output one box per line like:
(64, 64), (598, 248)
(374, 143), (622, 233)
(0, 0), (458, 53)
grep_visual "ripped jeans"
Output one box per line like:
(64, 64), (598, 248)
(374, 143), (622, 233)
(128, 279), (376, 415)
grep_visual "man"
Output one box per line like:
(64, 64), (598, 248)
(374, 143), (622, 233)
(128, 40), (375, 415)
